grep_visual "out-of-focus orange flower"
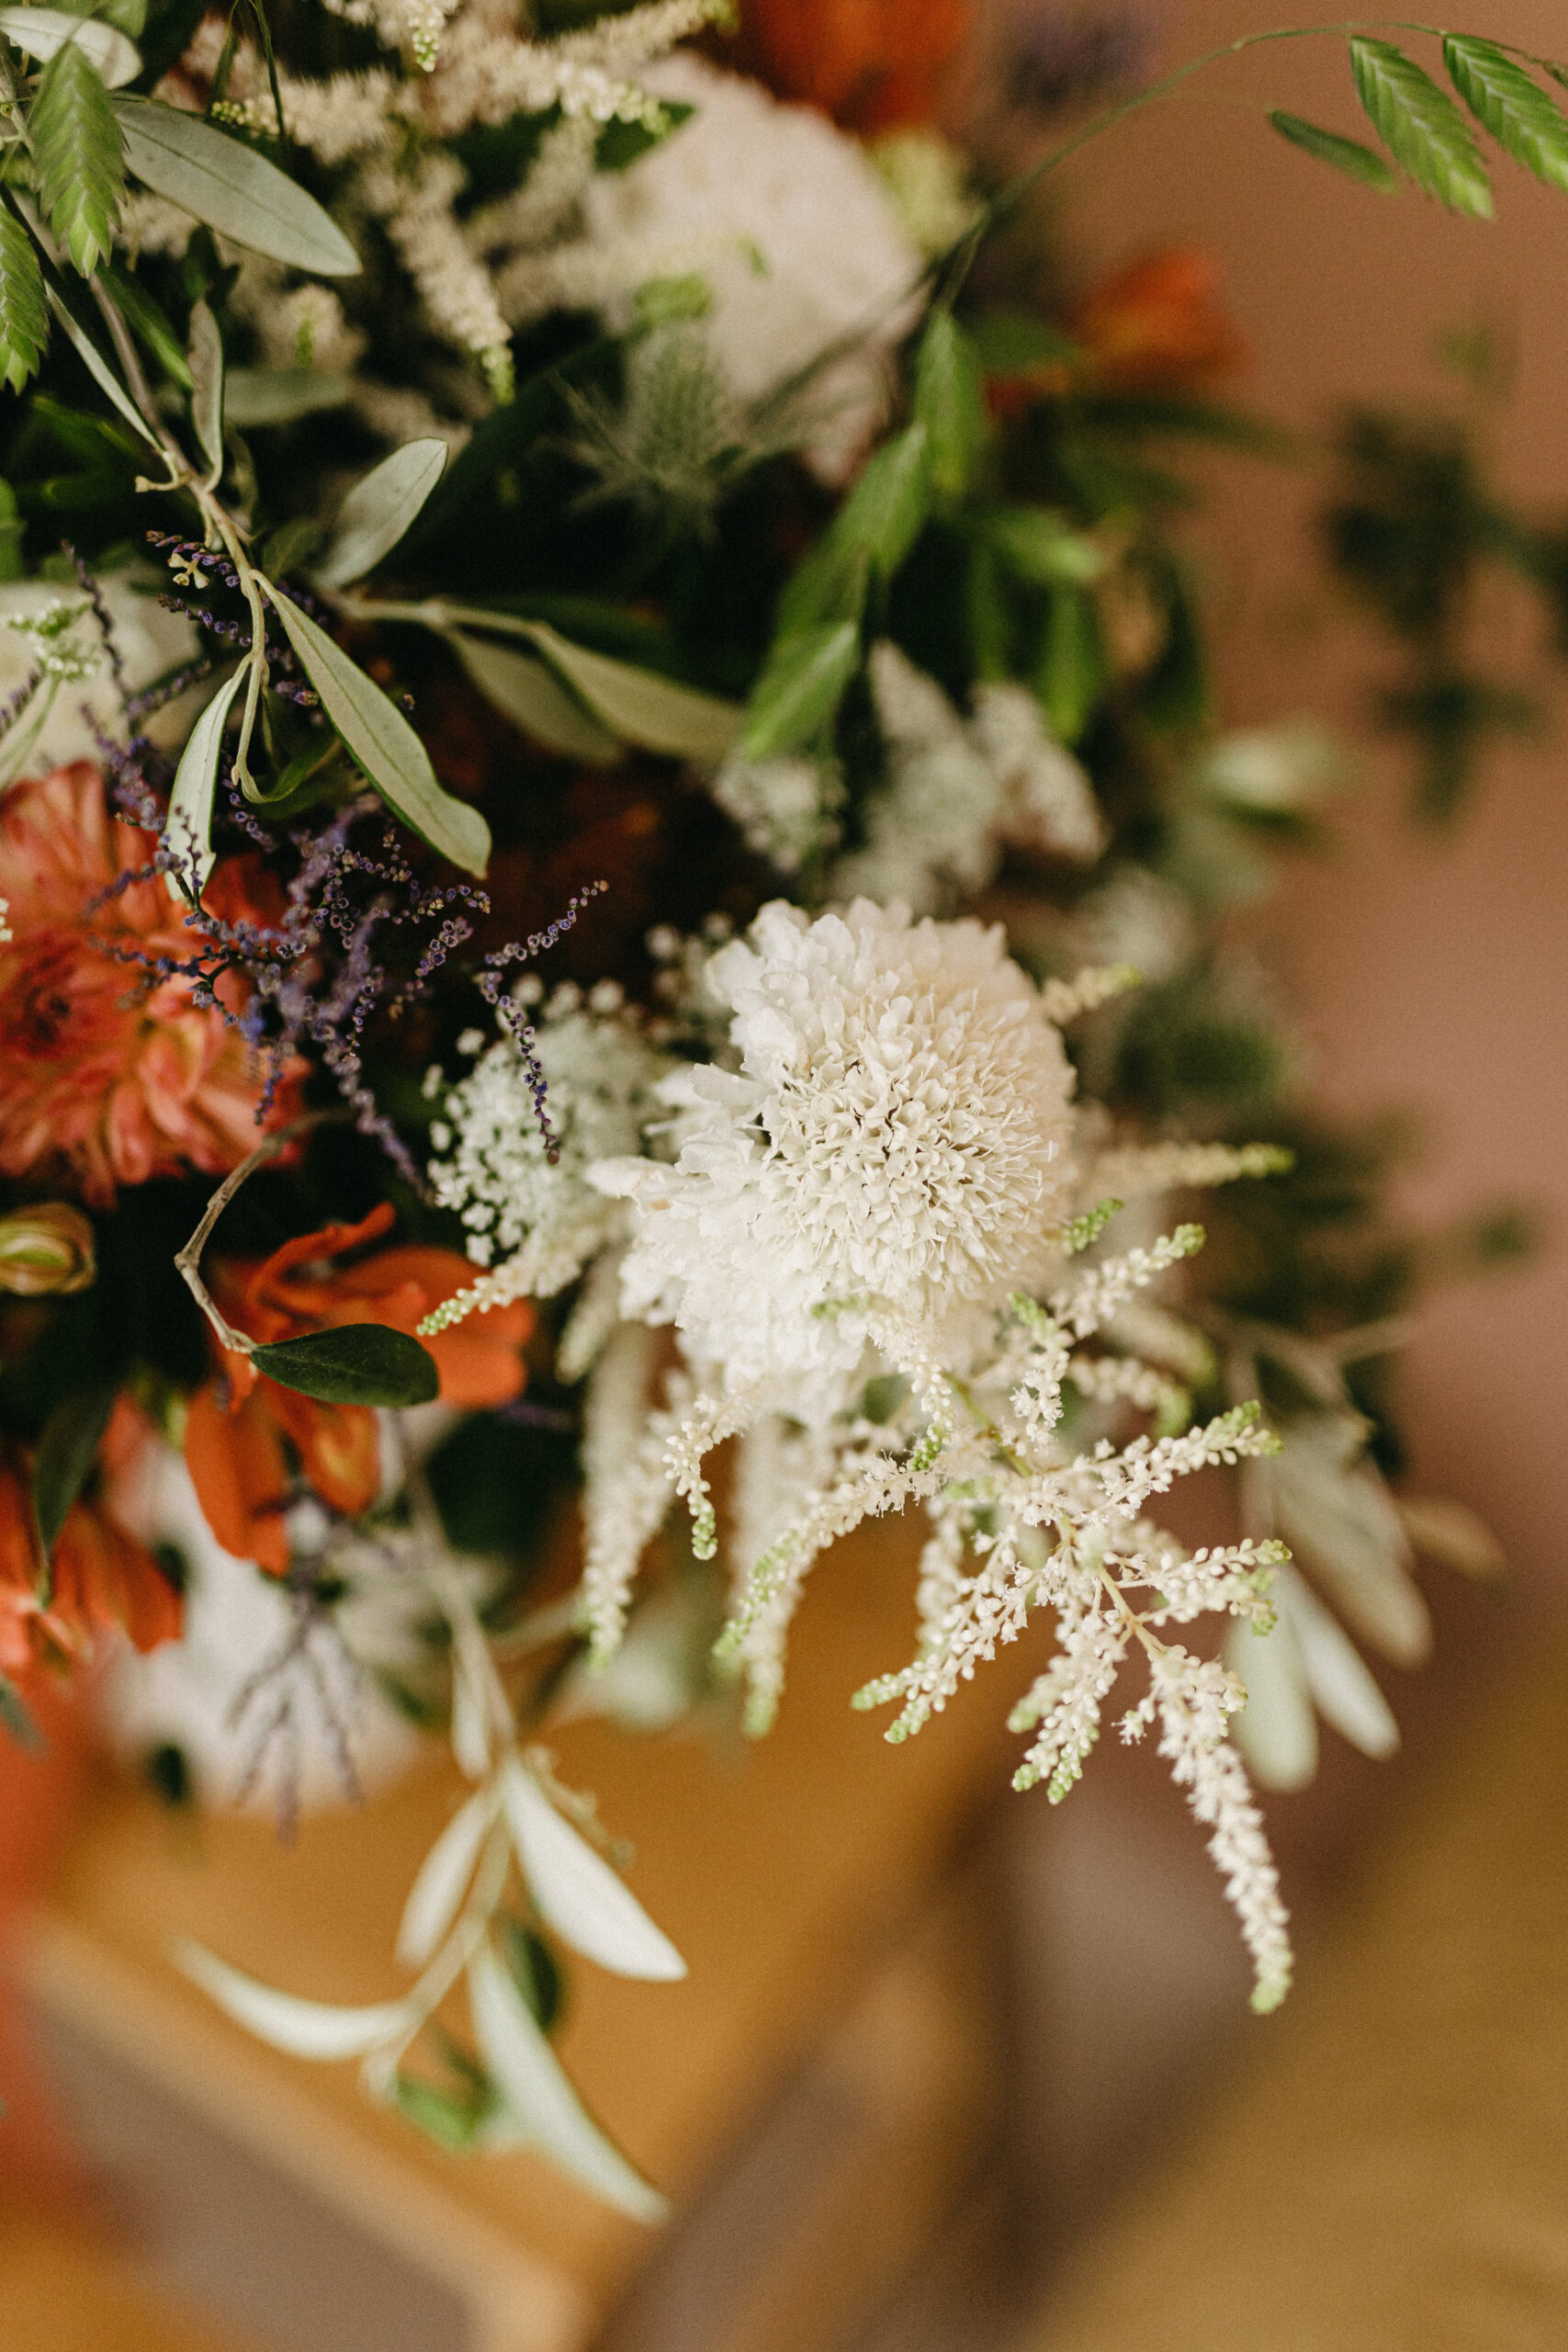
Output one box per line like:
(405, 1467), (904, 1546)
(0, 763), (302, 1208)
(186, 1203), (532, 1573)
(740, 0), (971, 132)
(1069, 244), (1245, 391)
(0, 1404), (181, 1694)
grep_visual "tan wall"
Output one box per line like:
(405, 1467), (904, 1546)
(1034, 0), (1568, 1604)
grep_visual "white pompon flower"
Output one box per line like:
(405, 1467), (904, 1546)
(579, 57), (922, 481)
(589, 899), (1077, 1398)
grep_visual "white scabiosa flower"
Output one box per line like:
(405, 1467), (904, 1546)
(590, 899), (1077, 1398)
(580, 56), (922, 481)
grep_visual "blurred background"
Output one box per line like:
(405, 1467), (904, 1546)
(5, 3), (1567, 2346)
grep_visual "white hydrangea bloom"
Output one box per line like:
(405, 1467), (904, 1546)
(590, 899), (1077, 1398)
(0, 579), (198, 774)
(579, 57), (922, 481)
(425, 1002), (669, 1326)
(828, 644), (1104, 910)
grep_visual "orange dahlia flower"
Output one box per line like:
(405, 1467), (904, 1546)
(740, 0), (971, 132)
(0, 763), (299, 1207)
(186, 1203), (532, 1574)
(0, 1404), (182, 1695)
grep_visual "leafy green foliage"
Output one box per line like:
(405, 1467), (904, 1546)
(32, 1382), (117, 1560)
(250, 1324), (441, 1407)
(115, 97), (359, 274)
(1443, 37), (1568, 194)
(1269, 110), (1397, 191)
(0, 208), (48, 394)
(165, 664), (245, 893)
(262, 582), (491, 875)
(1349, 38), (1493, 217)
(739, 618), (859, 758)
(186, 296), (222, 478)
(915, 311), (986, 503)
(316, 439), (447, 590)
(32, 37), (125, 275)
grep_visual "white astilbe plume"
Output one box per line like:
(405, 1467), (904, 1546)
(829, 645), (1104, 910)
(581, 1323), (684, 1664)
(423, 998), (669, 1333)
(360, 156), (513, 389)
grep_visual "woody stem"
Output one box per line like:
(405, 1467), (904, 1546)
(175, 1108), (349, 1357)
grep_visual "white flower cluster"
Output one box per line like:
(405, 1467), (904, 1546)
(423, 990), (669, 1351)
(579, 56), (923, 481)
(463, 901), (1305, 2008)
(590, 898), (1078, 1398)
(827, 641), (1106, 910)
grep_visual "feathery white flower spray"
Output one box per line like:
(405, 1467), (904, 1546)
(574, 906), (1298, 2004)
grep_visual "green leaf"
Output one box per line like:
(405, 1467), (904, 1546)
(739, 619), (859, 760)
(0, 1673), (42, 1750)
(315, 438), (447, 591)
(186, 295), (222, 478)
(595, 98), (693, 172)
(508, 620), (740, 760)
(33, 1381), (116, 1560)
(260, 581), (491, 875)
(391, 2073), (489, 2152)
(447, 631), (621, 764)
(164, 662), (244, 893)
(0, 7), (140, 86)
(115, 97), (360, 276)
(1443, 37), (1568, 195)
(42, 283), (159, 447)
(33, 36), (126, 276)
(98, 259), (189, 387)
(221, 368), (352, 427)
(831, 421), (930, 578)
(1349, 37), (1493, 217)
(1269, 110), (1398, 190)
(250, 1323), (440, 1408)
(969, 310), (1078, 374)
(915, 311), (986, 503)
(0, 478), (23, 578)
(0, 208), (49, 395)
(1036, 583), (1104, 745)
(978, 504), (1107, 585)
(499, 1918), (563, 2034)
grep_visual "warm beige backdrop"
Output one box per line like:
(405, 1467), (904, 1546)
(1011, 0), (1568, 1608)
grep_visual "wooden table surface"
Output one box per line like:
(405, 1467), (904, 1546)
(25, 1517), (1034, 2346)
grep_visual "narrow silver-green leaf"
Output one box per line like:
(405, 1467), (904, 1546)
(164, 662), (245, 892)
(1269, 110), (1399, 191)
(517, 620), (740, 760)
(0, 207), (48, 394)
(115, 98), (360, 276)
(315, 438), (447, 591)
(448, 631), (621, 764)
(261, 580), (490, 875)
(186, 297), (222, 480)
(1443, 37), (1568, 195)
(222, 368), (353, 428)
(32, 35), (125, 275)
(1349, 37), (1493, 217)
(176, 1940), (415, 2059)
(43, 283), (159, 447)
(0, 7), (139, 86)
(468, 1948), (667, 2220)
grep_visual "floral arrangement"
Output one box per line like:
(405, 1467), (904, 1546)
(0, 0), (1557, 2214)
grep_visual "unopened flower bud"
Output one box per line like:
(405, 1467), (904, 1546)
(0, 1203), (96, 1296)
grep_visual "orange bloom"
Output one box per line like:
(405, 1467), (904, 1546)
(0, 763), (301, 1207)
(0, 1412), (182, 1696)
(186, 1204), (532, 1573)
(1069, 245), (1245, 392)
(740, 0), (970, 132)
